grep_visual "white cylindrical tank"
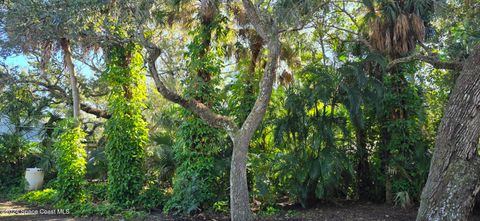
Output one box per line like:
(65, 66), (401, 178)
(25, 168), (44, 191)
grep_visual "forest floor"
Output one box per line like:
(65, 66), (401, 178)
(1, 200), (480, 221)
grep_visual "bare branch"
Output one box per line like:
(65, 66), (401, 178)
(331, 2), (361, 30)
(387, 53), (464, 71)
(278, 23), (315, 33)
(23, 79), (110, 119)
(72, 54), (105, 74)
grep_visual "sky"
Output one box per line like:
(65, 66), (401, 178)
(3, 53), (96, 78)
(5, 54), (29, 68)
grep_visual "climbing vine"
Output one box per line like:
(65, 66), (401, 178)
(53, 119), (87, 202)
(104, 43), (149, 206)
(165, 11), (231, 214)
(375, 65), (430, 204)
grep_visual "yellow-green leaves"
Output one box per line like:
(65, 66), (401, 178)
(104, 43), (149, 207)
(54, 119), (87, 202)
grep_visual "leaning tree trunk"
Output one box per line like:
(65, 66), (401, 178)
(417, 45), (480, 221)
(60, 38), (81, 120)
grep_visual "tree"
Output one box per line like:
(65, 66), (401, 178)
(145, 1), (281, 219)
(416, 45), (480, 221)
(1, 1), (88, 121)
(0, 65), (49, 189)
(104, 42), (149, 206)
(59, 38), (81, 120)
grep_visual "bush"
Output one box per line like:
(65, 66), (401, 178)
(164, 113), (230, 214)
(116, 210), (148, 220)
(164, 154), (228, 214)
(213, 200), (229, 214)
(260, 206), (281, 216)
(0, 134), (31, 190)
(19, 188), (58, 206)
(62, 201), (147, 220)
(85, 182), (107, 202)
(138, 185), (165, 210)
(63, 202), (122, 217)
(0, 178), (27, 200)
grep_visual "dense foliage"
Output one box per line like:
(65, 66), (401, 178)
(165, 8), (230, 213)
(104, 43), (149, 206)
(53, 119), (87, 202)
(0, 0), (479, 220)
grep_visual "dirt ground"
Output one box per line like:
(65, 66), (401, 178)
(1, 200), (480, 221)
(0, 201), (76, 221)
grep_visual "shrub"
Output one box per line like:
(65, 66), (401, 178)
(164, 150), (228, 214)
(0, 134), (31, 190)
(394, 191), (412, 209)
(0, 178), (27, 200)
(116, 210), (148, 220)
(19, 188), (58, 206)
(138, 185), (165, 210)
(62, 201), (146, 220)
(64, 202), (122, 217)
(213, 200), (229, 214)
(85, 182), (107, 202)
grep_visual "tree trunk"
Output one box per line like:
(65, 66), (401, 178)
(230, 134), (253, 221)
(379, 126), (393, 204)
(385, 174), (393, 204)
(61, 38), (81, 120)
(417, 45), (480, 221)
(356, 126), (372, 201)
(228, 36), (280, 221)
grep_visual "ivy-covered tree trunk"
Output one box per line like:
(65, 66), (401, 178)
(55, 38), (86, 203)
(378, 67), (427, 204)
(417, 46), (480, 221)
(104, 43), (148, 206)
(369, 62), (394, 204)
(165, 0), (229, 213)
(54, 120), (87, 202)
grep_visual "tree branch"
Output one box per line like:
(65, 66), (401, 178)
(387, 53), (464, 71)
(146, 48), (238, 135)
(72, 54), (105, 74)
(239, 0), (281, 141)
(241, 0), (271, 39)
(24, 80), (110, 119)
(80, 103), (111, 119)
